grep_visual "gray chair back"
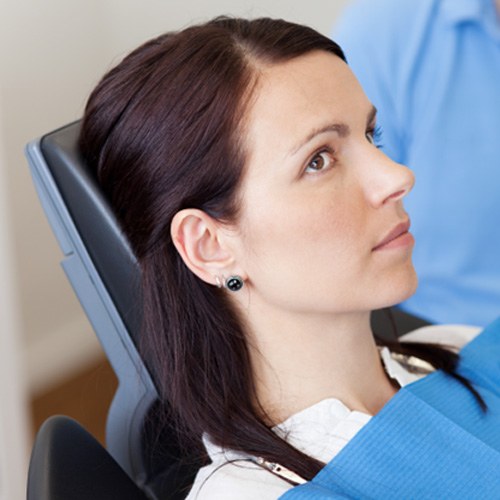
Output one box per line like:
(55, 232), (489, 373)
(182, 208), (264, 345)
(26, 122), (157, 488)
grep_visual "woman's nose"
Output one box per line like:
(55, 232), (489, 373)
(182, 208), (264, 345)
(363, 151), (415, 208)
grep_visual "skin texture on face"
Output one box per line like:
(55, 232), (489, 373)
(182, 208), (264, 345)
(233, 51), (417, 319)
(210, 51), (419, 421)
(172, 50), (418, 422)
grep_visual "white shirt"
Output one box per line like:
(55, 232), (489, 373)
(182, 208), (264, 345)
(186, 324), (481, 499)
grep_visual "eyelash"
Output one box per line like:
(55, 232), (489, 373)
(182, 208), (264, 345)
(304, 147), (335, 174)
(367, 124), (384, 149)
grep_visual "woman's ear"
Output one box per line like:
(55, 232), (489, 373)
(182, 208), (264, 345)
(170, 209), (235, 285)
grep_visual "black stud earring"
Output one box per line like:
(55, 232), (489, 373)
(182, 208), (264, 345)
(225, 275), (244, 292)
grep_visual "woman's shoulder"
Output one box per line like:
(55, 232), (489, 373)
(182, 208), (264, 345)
(185, 456), (291, 500)
(399, 323), (482, 350)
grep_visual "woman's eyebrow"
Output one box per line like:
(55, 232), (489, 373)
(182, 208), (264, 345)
(289, 105), (378, 157)
(289, 123), (350, 156)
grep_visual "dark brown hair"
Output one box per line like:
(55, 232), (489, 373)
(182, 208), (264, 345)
(79, 17), (483, 484)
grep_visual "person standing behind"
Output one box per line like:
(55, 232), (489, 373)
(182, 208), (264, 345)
(334, 0), (500, 327)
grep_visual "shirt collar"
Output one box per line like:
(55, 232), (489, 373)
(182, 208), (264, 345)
(441, 0), (500, 41)
(441, 0), (491, 25)
(203, 349), (432, 464)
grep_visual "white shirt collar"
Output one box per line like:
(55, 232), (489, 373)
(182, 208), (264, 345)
(204, 347), (431, 464)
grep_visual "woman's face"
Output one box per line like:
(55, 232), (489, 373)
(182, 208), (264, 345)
(232, 50), (417, 316)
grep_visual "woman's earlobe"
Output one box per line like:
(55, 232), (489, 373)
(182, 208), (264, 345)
(170, 209), (234, 284)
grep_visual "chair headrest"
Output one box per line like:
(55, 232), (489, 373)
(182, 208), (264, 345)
(40, 121), (142, 344)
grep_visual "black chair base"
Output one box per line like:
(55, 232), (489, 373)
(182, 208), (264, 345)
(28, 416), (148, 500)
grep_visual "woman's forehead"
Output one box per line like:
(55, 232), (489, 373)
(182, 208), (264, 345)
(243, 51), (370, 163)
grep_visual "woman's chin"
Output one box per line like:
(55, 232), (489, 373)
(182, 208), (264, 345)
(374, 267), (418, 310)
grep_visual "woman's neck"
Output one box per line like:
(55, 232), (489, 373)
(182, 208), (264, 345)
(244, 306), (398, 425)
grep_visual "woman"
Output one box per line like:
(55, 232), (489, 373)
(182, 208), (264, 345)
(79, 17), (494, 499)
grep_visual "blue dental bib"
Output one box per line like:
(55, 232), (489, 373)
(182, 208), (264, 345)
(281, 318), (500, 499)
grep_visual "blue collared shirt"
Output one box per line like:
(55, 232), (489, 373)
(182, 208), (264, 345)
(334, 0), (500, 326)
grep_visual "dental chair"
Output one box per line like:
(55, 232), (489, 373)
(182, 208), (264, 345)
(25, 121), (430, 499)
(25, 121), (201, 500)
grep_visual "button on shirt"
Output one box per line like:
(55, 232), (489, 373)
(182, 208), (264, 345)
(334, 0), (500, 326)
(186, 325), (480, 499)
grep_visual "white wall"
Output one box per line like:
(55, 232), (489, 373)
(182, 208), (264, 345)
(0, 98), (30, 500)
(100, 0), (349, 56)
(0, 0), (114, 395)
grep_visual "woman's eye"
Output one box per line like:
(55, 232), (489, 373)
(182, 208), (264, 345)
(305, 150), (335, 173)
(366, 124), (383, 149)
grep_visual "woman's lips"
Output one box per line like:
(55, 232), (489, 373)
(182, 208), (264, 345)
(372, 220), (413, 251)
